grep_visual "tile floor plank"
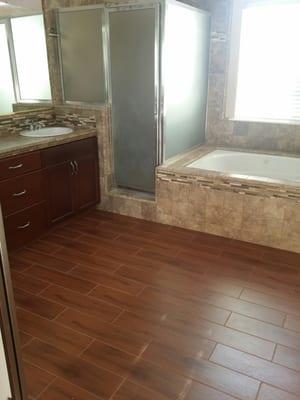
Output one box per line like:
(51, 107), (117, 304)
(10, 270), (49, 295)
(257, 383), (300, 400)
(23, 264), (97, 294)
(23, 361), (55, 399)
(39, 378), (103, 400)
(13, 288), (65, 320)
(273, 345), (300, 371)
(14, 248), (77, 273)
(17, 308), (93, 355)
(111, 380), (169, 400)
(56, 308), (150, 356)
(184, 380), (238, 400)
(227, 313), (300, 350)
(41, 285), (122, 322)
(69, 265), (144, 296)
(23, 339), (123, 400)
(210, 344), (300, 395)
(284, 315), (300, 333)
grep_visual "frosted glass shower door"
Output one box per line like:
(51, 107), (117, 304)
(0, 23), (15, 114)
(163, 2), (211, 160)
(57, 7), (106, 103)
(108, 6), (158, 193)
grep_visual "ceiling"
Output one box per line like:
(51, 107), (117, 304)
(0, 0), (41, 18)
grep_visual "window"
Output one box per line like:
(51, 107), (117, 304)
(226, 0), (300, 123)
(0, 14), (51, 109)
(0, 23), (15, 114)
(11, 15), (51, 101)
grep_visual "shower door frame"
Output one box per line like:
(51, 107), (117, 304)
(56, 4), (108, 107)
(160, 0), (211, 162)
(104, 1), (162, 192)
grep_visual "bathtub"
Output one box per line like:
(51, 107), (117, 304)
(187, 150), (300, 182)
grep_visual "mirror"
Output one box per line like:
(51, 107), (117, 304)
(0, 0), (52, 116)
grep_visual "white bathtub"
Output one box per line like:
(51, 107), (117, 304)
(187, 150), (300, 182)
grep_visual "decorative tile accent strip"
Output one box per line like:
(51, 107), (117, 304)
(0, 108), (55, 136)
(157, 171), (300, 203)
(55, 113), (97, 128)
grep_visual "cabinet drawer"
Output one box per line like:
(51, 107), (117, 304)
(4, 202), (46, 250)
(0, 152), (41, 181)
(41, 137), (97, 167)
(0, 171), (45, 217)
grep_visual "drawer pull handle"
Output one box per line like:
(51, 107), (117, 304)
(74, 161), (79, 175)
(13, 190), (27, 197)
(70, 161), (75, 175)
(8, 163), (23, 170)
(17, 221), (31, 230)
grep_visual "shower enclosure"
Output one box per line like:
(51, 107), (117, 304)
(108, 1), (211, 192)
(56, 1), (211, 193)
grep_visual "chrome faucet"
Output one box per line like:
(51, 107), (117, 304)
(29, 121), (46, 131)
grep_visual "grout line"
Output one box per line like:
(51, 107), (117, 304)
(35, 375), (57, 400)
(36, 283), (52, 296)
(85, 283), (99, 296)
(254, 382), (262, 400)
(35, 284), (53, 297)
(223, 311), (232, 327)
(111, 309), (126, 325)
(21, 335), (35, 349)
(135, 285), (147, 297)
(281, 313), (288, 329)
(109, 377), (126, 400)
(78, 337), (97, 357)
(52, 307), (69, 321)
(271, 343), (277, 362)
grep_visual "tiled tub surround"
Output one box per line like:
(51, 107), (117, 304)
(156, 147), (300, 253)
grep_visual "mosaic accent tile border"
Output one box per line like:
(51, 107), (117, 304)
(157, 171), (300, 203)
(0, 109), (55, 136)
(55, 113), (97, 129)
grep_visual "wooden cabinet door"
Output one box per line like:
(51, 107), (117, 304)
(44, 162), (75, 223)
(74, 155), (100, 212)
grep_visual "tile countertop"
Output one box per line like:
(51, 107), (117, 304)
(0, 128), (97, 159)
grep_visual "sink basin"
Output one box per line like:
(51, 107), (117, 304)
(20, 127), (73, 138)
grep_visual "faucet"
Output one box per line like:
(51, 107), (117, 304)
(29, 121), (46, 131)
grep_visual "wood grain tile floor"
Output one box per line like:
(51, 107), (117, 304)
(9, 210), (300, 400)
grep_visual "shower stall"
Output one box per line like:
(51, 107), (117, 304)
(56, 1), (211, 193)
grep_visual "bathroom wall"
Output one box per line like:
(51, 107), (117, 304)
(205, 0), (300, 153)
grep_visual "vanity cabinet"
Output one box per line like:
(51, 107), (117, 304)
(0, 152), (47, 250)
(0, 136), (100, 249)
(41, 137), (100, 224)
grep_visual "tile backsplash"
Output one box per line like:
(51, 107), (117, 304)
(0, 109), (55, 136)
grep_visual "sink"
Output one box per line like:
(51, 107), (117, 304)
(20, 127), (73, 138)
